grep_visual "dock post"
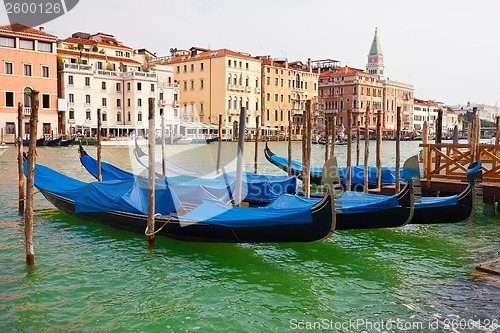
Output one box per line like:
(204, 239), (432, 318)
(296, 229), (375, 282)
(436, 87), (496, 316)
(395, 106), (401, 193)
(254, 115), (260, 174)
(376, 110), (382, 189)
(25, 90), (39, 266)
(288, 119), (292, 176)
(453, 125), (459, 144)
(330, 115), (336, 158)
(97, 108), (102, 182)
(0, 128), (3, 144)
(434, 109), (443, 171)
(216, 115), (222, 174)
(346, 109), (353, 190)
(356, 115), (360, 166)
(422, 121), (429, 182)
(161, 109), (167, 177)
(364, 107), (370, 193)
(146, 98), (156, 247)
(325, 117), (329, 162)
(470, 108), (477, 162)
(234, 105), (247, 205)
(17, 102), (24, 215)
(304, 100), (313, 197)
(495, 116), (500, 144)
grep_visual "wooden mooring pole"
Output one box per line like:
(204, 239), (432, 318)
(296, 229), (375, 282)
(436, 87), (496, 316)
(470, 107), (477, 162)
(146, 98), (156, 247)
(216, 115), (223, 174)
(453, 125), (459, 144)
(496, 116), (500, 144)
(395, 106), (401, 193)
(161, 109), (167, 177)
(364, 107), (370, 193)
(356, 115), (360, 166)
(25, 90), (39, 266)
(17, 102), (24, 215)
(97, 108), (102, 182)
(422, 121), (429, 181)
(325, 117), (329, 162)
(376, 110), (382, 189)
(346, 109), (353, 190)
(303, 101), (312, 197)
(434, 108), (443, 171)
(330, 115), (336, 158)
(254, 115), (260, 174)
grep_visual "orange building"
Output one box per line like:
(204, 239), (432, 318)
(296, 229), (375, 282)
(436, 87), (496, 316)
(0, 23), (58, 143)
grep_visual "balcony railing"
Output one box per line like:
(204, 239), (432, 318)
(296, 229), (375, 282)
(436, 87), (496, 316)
(64, 63), (92, 72)
(23, 107), (31, 117)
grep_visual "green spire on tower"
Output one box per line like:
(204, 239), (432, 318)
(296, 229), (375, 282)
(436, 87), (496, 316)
(369, 27), (382, 56)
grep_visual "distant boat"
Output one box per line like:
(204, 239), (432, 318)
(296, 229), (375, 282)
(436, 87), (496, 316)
(44, 137), (62, 146)
(22, 137), (45, 147)
(59, 138), (75, 147)
(206, 137), (219, 144)
(155, 136), (182, 145)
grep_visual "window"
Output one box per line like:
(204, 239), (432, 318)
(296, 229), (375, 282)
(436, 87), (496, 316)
(69, 109), (75, 120)
(5, 92), (14, 107)
(275, 78), (278, 86)
(4, 62), (13, 74)
(23, 64), (32, 76)
(190, 64), (194, 72)
(246, 63), (249, 69)
(138, 112), (142, 122)
(151, 84), (155, 92)
(266, 77), (270, 85)
(127, 98), (131, 107)
(19, 40), (34, 50)
(43, 123), (51, 135)
(266, 109), (270, 121)
(200, 103), (204, 114)
(200, 63), (204, 71)
(228, 60), (231, 66)
(116, 83), (121, 92)
(42, 94), (50, 108)
(117, 112), (122, 122)
(190, 80), (194, 90)
(127, 112), (131, 122)
(85, 77), (90, 86)
(86, 110), (91, 120)
(97, 61), (103, 70)
(138, 98), (142, 107)
(68, 75), (74, 85)
(266, 93), (270, 102)
(102, 112), (107, 122)
(101, 81), (106, 90)
(117, 99), (122, 108)
(0, 37), (15, 47)
(102, 98), (107, 107)
(274, 94), (278, 102)
(68, 93), (74, 103)
(183, 81), (187, 90)
(85, 95), (91, 104)
(38, 41), (52, 52)
(116, 51), (123, 57)
(127, 82), (131, 91)
(137, 82), (142, 91)
(200, 79), (204, 89)
(183, 65), (187, 72)
(176, 66), (180, 73)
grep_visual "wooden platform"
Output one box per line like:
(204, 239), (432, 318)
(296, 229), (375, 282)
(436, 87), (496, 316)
(476, 261), (500, 276)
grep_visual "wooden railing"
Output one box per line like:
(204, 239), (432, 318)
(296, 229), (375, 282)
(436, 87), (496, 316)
(420, 143), (500, 182)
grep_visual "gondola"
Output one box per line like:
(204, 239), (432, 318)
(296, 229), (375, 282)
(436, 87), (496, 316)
(206, 137), (219, 144)
(22, 137), (45, 147)
(79, 146), (299, 206)
(28, 161), (335, 243)
(80, 146), (417, 230)
(59, 138), (75, 147)
(43, 137), (62, 146)
(264, 142), (401, 187)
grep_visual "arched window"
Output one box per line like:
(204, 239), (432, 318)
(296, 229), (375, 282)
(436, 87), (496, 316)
(117, 112), (122, 122)
(69, 108), (75, 120)
(137, 111), (142, 122)
(127, 111), (131, 122)
(227, 74), (231, 85)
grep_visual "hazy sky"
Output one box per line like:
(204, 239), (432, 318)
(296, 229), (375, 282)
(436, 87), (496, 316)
(2, 0), (499, 106)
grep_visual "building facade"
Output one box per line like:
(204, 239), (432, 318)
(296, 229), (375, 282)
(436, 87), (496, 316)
(57, 32), (178, 138)
(155, 47), (262, 137)
(0, 24), (58, 143)
(259, 57), (319, 137)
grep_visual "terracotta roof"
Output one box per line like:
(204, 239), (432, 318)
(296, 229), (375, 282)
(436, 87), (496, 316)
(57, 49), (141, 64)
(0, 23), (57, 39)
(155, 48), (258, 64)
(62, 37), (133, 50)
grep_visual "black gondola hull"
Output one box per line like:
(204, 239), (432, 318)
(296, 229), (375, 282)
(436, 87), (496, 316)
(40, 190), (335, 243)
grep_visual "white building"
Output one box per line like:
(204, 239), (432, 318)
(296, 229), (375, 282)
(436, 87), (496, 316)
(450, 101), (500, 123)
(57, 32), (179, 137)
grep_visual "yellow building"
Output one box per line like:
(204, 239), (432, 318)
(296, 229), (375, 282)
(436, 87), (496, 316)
(259, 57), (319, 137)
(155, 47), (262, 136)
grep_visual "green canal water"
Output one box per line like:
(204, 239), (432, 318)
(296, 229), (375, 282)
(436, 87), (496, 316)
(0, 141), (499, 332)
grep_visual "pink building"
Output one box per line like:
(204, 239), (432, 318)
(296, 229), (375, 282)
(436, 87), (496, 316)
(0, 23), (59, 143)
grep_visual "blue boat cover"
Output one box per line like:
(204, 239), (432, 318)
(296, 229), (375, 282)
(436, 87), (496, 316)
(417, 195), (457, 208)
(80, 153), (298, 204)
(268, 153), (402, 184)
(268, 191), (399, 214)
(29, 161), (182, 215)
(178, 200), (313, 227)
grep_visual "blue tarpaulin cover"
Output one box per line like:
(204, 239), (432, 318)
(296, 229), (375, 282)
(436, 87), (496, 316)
(417, 195), (457, 208)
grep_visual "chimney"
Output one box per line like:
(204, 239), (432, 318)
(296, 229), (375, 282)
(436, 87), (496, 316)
(307, 58), (312, 72)
(39, 27), (44, 32)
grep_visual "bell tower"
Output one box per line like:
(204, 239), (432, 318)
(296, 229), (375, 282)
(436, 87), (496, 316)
(366, 27), (385, 80)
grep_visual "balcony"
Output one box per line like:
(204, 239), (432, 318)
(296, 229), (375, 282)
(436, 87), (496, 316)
(228, 109), (240, 115)
(23, 107), (32, 117)
(122, 71), (157, 80)
(173, 100), (180, 107)
(95, 69), (120, 78)
(255, 87), (261, 94)
(227, 84), (245, 92)
(64, 63), (92, 73)
(292, 109), (303, 115)
(158, 100), (166, 107)
(68, 119), (76, 124)
(245, 86), (252, 93)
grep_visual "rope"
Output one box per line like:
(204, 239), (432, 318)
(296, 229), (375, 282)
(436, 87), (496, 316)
(145, 214), (172, 236)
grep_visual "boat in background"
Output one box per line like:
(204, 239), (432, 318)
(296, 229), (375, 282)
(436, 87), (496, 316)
(22, 137), (45, 147)
(206, 137), (219, 144)
(59, 138), (75, 147)
(44, 137), (62, 146)
(155, 136), (182, 145)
